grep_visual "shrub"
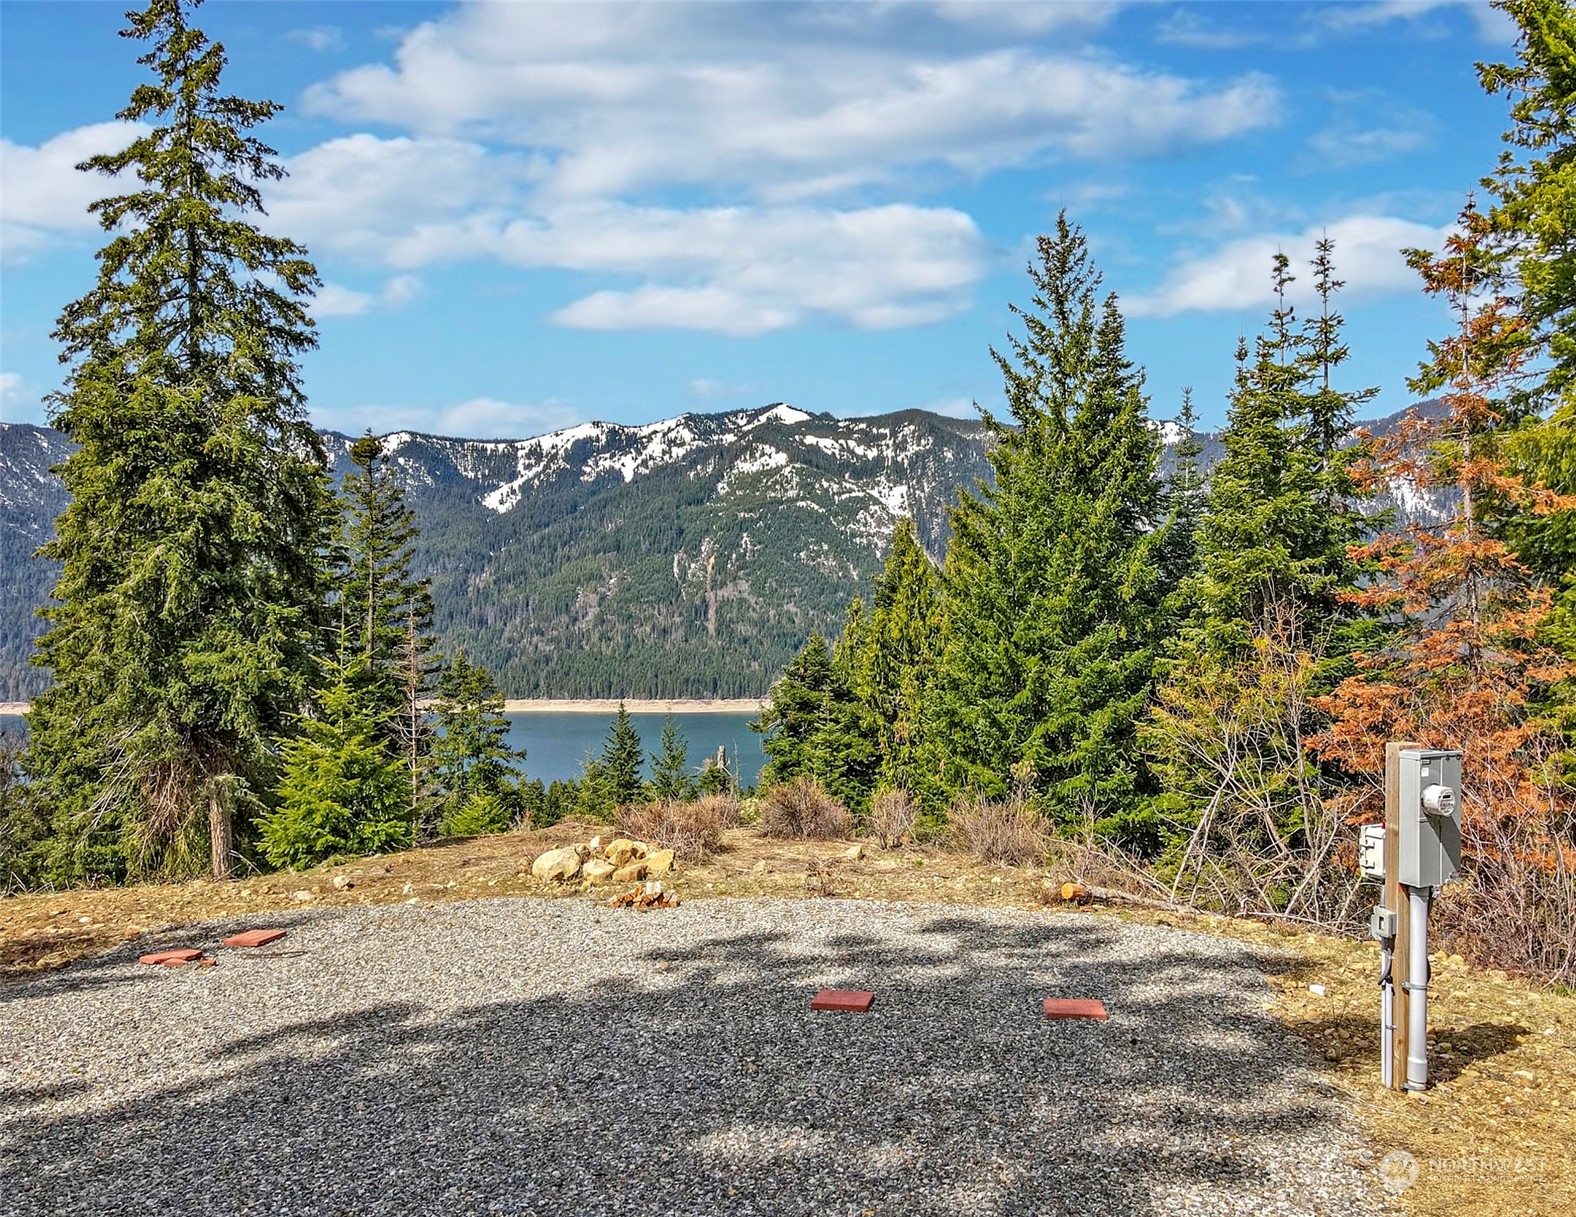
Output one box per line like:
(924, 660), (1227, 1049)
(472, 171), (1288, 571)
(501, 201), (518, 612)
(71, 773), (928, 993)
(948, 793), (1048, 866)
(759, 776), (851, 840)
(441, 792), (516, 839)
(617, 796), (737, 862)
(868, 788), (917, 849)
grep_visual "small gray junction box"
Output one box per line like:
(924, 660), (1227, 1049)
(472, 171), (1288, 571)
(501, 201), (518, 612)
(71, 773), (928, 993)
(1397, 748), (1462, 888)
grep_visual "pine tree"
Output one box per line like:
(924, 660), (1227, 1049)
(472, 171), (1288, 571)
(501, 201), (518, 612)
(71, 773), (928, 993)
(754, 634), (837, 785)
(1478, 0), (1576, 410)
(1478, 3), (1576, 728)
(649, 716), (696, 802)
(336, 433), (439, 823)
(599, 702), (647, 808)
(432, 651), (524, 836)
(929, 214), (1171, 839)
(339, 435), (436, 710)
(1146, 248), (1376, 890)
(1314, 201), (1576, 980)
(260, 646), (410, 869)
(1156, 387), (1207, 598)
(26, 0), (333, 881)
(855, 521), (943, 804)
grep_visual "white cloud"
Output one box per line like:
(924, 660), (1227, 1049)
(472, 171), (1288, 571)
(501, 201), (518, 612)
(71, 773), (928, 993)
(919, 396), (981, 419)
(1305, 124), (1428, 170)
(1125, 215), (1456, 317)
(687, 378), (754, 402)
(310, 274), (423, 318)
(287, 26), (345, 54)
(0, 121), (144, 260)
(1154, 9), (1265, 49)
(0, 371), (27, 413)
(1314, 0), (1517, 43)
(434, 396), (581, 439)
(322, 396), (582, 441)
(304, 1), (1279, 201)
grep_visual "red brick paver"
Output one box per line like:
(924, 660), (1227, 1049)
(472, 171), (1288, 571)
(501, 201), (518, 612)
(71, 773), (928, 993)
(138, 948), (203, 966)
(222, 929), (287, 949)
(811, 989), (875, 1012)
(1042, 997), (1108, 1021)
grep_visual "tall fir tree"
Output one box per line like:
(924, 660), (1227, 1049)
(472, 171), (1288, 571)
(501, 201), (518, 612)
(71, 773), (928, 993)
(432, 651), (525, 836)
(1477, 2), (1576, 731)
(598, 702), (647, 809)
(1146, 249), (1375, 884)
(336, 433), (439, 820)
(1315, 202), (1576, 979)
(754, 633), (837, 785)
(928, 214), (1171, 840)
(26, 0), (333, 881)
(649, 716), (696, 802)
(852, 520), (943, 805)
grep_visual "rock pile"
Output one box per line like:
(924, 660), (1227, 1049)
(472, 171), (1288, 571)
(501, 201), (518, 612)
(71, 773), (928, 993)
(606, 881), (680, 910)
(530, 835), (676, 885)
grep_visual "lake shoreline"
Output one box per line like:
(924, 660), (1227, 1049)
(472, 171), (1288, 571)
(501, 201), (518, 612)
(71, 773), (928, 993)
(1, 698), (766, 717)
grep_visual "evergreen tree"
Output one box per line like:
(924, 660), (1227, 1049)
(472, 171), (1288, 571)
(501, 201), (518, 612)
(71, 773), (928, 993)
(1316, 203), (1576, 980)
(599, 702), (647, 808)
(339, 434), (436, 711)
(26, 0), (333, 881)
(1157, 387), (1207, 598)
(1478, 3), (1576, 725)
(1182, 254), (1371, 657)
(929, 214), (1171, 839)
(1478, 0), (1576, 411)
(649, 716), (696, 802)
(260, 649), (410, 869)
(337, 433), (439, 824)
(857, 520), (943, 803)
(754, 633), (837, 784)
(432, 651), (524, 836)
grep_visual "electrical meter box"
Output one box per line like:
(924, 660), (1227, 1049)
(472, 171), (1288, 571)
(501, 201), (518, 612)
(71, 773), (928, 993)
(1397, 748), (1463, 888)
(1358, 824), (1386, 880)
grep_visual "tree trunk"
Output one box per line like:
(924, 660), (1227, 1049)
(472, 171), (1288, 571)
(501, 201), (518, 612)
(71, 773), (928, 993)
(209, 781), (234, 880)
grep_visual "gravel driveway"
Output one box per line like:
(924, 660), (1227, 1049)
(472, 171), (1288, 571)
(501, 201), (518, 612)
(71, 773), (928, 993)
(1, 897), (1386, 1217)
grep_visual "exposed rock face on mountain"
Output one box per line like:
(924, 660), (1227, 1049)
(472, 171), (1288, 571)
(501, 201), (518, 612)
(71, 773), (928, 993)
(0, 400), (1451, 701)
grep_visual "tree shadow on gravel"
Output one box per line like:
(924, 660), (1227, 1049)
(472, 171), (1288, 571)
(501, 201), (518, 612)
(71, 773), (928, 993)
(1, 904), (1382, 1217)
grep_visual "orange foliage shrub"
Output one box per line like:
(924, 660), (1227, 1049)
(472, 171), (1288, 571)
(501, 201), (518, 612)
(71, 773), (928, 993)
(1312, 203), (1576, 982)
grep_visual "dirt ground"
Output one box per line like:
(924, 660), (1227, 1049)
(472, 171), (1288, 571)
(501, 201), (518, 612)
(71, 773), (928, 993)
(3, 819), (1571, 1216)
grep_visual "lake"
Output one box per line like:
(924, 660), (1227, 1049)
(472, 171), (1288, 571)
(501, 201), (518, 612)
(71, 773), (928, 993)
(0, 711), (767, 789)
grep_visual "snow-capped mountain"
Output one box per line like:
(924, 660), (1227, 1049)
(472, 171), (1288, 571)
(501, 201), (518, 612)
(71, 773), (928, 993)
(0, 400), (1453, 701)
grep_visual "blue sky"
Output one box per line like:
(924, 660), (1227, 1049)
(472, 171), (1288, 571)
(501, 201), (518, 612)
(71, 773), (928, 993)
(0, 0), (1520, 438)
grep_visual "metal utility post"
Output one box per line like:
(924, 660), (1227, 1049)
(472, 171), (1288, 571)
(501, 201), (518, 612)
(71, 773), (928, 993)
(1361, 742), (1462, 1092)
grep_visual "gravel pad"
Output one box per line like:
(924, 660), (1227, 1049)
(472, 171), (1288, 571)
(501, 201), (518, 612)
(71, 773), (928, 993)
(1, 897), (1385, 1216)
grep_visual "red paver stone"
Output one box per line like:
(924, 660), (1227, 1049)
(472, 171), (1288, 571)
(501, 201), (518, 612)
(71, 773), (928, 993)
(810, 989), (875, 1012)
(161, 958), (190, 968)
(1042, 997), (1108, 1021)
(222, 929), (287, 949)
(138, 948), (203, 966)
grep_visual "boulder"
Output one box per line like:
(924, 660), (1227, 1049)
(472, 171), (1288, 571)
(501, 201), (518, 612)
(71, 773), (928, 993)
(581, 859), (616, 884)
(844, 844), (863, 861)
(613, 860), (648, 883)
(587, 835), (603, 855)
(531, 847), (583, 883)
(605, 838), (647, 867)
(645, 849), (675, 876)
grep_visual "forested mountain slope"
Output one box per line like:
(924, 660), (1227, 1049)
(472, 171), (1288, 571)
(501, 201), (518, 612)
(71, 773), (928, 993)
(0, 400), (1447, 700)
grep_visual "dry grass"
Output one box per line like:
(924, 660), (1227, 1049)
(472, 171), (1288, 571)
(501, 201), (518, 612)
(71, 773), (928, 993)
(758, 776), (851, 840)
(868, 789), (918, 849)
(948, 793), (1049, 866)
(2, 823), (1571, 1217)
(616, 796), (736, 863)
